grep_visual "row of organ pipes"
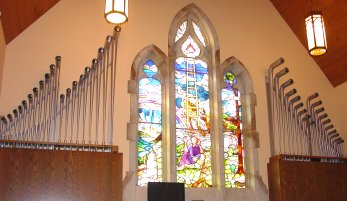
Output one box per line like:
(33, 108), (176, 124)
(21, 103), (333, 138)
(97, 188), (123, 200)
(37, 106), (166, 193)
(0, 26), (121, 151)
(267, 58), (344, 160)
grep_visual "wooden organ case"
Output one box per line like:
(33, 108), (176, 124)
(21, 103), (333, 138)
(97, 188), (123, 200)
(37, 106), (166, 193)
(266, 58), (346, 201)
(0, 26), (123, 201)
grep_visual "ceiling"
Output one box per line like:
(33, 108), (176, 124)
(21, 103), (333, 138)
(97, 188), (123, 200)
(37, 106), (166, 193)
(0, 0), (346, 87)
(270, 0), (347, 87)
(0, 0), (60, 44)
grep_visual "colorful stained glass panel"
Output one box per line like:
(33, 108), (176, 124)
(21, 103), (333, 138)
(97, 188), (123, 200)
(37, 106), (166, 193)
(138, 123), (162, 186)
(138, 78), (161, 123)
(222, 70), (245, 188)
(143, 60), (158, 77)
(137, 67), (162, 186)
(175, 55), (212, 187)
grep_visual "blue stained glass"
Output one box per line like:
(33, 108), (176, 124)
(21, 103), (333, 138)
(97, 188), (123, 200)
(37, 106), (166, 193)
(175, 58), (208, 74)
(138, 78), (162, 123)
(143, 59), (158, 77)
(138, 62), (162, 186)
(175, 55), (212, 187)
(173, 19), (212, 188)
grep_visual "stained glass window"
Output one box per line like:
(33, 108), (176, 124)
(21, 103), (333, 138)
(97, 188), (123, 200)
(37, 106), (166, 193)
(222, 70), (245, 188)
(193, 22), (206, 47)
(175, 20), (188, 42)
(137, 60), (162, 186)
(181, 35), (201, 58)
(175, 21), (212, 188)
(134, 8), (252, 190)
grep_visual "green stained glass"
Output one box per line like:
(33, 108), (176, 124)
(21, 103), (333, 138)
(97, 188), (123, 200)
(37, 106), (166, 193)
(222, 70), (245, 188)
(137, 61), (162, 186)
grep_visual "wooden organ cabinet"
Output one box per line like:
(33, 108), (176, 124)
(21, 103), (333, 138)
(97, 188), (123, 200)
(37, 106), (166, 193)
(0, 27), (124, 201)
(0, 145), (123, 201)
(268, 155), (347, 201)
(266, 58), (346, 201)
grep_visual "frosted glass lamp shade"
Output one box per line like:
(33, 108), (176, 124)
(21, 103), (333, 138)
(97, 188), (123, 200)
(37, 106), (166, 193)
(305, 12), (327, 56)
(105, 0), (128, 25)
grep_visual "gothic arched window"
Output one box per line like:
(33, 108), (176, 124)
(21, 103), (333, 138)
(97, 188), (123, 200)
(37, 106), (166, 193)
(137, 60), (163, 186)
(128, 5), (259, 199)
(173, 19), (213, 187)
(130, 45), (167, 187)
(222, 70), (245, 188)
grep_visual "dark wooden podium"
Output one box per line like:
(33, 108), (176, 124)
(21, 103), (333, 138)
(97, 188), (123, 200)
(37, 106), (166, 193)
(0, 143), (123, 201)
(268, 155), (347, 201)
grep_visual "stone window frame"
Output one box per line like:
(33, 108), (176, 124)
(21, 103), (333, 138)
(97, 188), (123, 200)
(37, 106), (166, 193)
(125, 3), (266, 201)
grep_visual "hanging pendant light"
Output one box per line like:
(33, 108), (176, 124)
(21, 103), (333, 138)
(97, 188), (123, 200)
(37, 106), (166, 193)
(104, 0), (128, 25)
(305, 11), (327, 56)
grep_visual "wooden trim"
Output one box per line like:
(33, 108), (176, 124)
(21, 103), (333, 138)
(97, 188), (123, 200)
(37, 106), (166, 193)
(269, 154), (347, 163)
(0, 140), (118, 152)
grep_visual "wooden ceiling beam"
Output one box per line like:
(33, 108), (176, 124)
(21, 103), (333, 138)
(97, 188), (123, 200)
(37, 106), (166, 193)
(0, 0), (61, 44)
(271, 0), (347, 87)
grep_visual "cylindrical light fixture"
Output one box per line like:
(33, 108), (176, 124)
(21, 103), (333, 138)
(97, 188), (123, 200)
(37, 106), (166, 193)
(305, 11), (327, 56)
(105, 0), (128, 25)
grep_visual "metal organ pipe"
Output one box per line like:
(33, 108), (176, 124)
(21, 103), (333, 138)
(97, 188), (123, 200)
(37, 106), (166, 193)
(0, 28), (120, 152)
(266, 59), (344, 160)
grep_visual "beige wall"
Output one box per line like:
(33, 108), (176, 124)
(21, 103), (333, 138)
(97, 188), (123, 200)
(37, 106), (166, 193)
(0, 0), (346, 187)
(0, 18), (6, 104)
(330, 82), (347, 136)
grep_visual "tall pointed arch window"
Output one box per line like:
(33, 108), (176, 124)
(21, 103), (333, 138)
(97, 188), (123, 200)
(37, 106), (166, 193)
(174, 20), (212, 187)
(137, 60), (163, 186)
(222, 70), (245, 188)
(128, 6), (260, 198)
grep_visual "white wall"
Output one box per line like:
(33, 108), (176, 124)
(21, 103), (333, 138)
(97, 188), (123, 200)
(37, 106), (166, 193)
(0, 0), (346, 193)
